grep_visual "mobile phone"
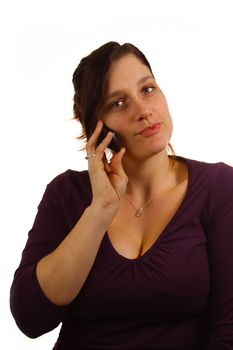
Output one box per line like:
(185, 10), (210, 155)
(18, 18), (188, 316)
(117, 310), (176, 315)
(97, 124), (121, 152)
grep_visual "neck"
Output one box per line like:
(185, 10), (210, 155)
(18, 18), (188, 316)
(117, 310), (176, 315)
(122, 151), (175, 202)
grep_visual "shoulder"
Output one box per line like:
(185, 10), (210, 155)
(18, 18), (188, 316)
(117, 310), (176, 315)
(176, 156), (233, 190)
(47, 169), (90, 190)
(177, 156), (233, 220)
(40, 169), (91, 207)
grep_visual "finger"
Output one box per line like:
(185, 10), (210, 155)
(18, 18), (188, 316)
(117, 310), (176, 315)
(86, 121), (114, 159)
(95, 131), (113, 154)
(86, 135), (115, 175)
(109, 148), (127, 176)
(103, 153), (111, 173)
(86, 120), (103, 154)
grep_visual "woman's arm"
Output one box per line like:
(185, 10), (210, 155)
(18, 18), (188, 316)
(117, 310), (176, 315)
(36, 121), (127, 306)
(36, 202), (116, 306)
(10, 121), (127, 337)
(205, 164), (233, 349)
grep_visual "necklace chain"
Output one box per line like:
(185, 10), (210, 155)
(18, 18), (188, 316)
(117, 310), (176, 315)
(125, 196), (156, 217)
(124, 158), (174, 217)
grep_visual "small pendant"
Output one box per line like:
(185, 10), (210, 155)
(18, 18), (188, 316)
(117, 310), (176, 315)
(135, 207), (143, 217)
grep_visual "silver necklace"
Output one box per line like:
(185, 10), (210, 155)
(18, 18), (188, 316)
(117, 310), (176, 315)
(125, 196), (157, 217)
(125, 159), (173, 217)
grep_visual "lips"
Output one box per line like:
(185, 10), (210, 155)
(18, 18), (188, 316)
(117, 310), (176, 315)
(138, 122), (162, 136)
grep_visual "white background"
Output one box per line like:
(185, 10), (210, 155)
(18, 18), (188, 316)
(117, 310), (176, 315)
(1, 0), (233, 348)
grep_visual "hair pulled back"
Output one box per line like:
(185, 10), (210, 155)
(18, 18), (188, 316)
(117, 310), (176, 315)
(72, 41), (152, 141)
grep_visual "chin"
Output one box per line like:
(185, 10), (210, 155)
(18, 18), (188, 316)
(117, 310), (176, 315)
(149, 148), (168, 158)
(128, 147), (167, 161)
(126, 138), (169, 159)
(147, 139), (169, 155)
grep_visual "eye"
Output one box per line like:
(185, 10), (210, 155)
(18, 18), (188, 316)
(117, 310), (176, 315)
(110, 100), (124, 110)
(143, 86), (155, 94)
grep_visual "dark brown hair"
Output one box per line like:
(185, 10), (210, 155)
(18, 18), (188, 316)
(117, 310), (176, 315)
(72, 41), (153, 141)
(72, 41), (174, 157)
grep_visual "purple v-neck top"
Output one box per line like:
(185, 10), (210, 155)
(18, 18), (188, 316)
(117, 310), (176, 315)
(10, 157), (233, 349)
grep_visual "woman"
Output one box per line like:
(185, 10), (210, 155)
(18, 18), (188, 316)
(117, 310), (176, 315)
(10, 41), (233, 349)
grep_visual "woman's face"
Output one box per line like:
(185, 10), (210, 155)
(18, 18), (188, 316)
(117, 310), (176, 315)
(99, 54), (173, 159)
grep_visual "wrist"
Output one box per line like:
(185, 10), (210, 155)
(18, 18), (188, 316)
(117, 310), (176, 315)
(89, 199), (119, 219)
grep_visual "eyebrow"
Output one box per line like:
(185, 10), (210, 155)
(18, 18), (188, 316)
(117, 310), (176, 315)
(105, 75), (155, 102)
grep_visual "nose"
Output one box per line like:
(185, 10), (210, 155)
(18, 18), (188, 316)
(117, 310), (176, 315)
(137, 109), (152, 122)
(132, 97), (152, 121)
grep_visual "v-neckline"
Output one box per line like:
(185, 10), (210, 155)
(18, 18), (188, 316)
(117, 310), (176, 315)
(104, 156), (191, 262)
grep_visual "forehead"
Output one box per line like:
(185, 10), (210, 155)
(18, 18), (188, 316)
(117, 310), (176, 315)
(105, 54), (153, 91)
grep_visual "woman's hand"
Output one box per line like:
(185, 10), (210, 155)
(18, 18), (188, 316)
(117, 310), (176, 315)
(86, 120), (128, 213)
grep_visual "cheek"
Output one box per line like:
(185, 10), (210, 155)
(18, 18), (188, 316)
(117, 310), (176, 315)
(103, 119), (127, 145)
(159, 100), (173, 131)
(106, 117), (125, 134)
(167, 113), (173, 135)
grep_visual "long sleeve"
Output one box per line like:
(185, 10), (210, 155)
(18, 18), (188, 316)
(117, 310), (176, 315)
(10, 159), (233, 348)
(10, 170), (90, 338)
(204, 164), (233, 349)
